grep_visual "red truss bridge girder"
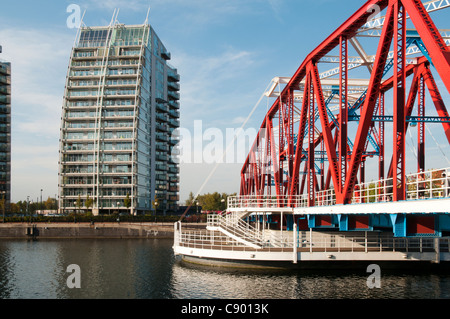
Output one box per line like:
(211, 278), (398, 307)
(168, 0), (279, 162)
(240, 0), (450, 207)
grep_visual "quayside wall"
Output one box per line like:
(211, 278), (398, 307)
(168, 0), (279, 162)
(0, 222), (204, 239)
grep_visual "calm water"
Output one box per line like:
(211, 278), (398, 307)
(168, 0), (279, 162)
(0, 238), (449, 299)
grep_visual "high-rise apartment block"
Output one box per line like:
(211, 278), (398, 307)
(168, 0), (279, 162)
(0, 52), (11, 212)
(58, 23), (180, 215)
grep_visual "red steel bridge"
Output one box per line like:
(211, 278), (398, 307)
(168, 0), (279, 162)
(235, 0), (450, 237)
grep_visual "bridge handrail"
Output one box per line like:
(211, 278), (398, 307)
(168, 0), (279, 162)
(229, 167), (450, 209)
(176, 228), (450, 253)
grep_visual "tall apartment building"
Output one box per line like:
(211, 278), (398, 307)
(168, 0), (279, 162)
(0, 49), (11, 213)
(58, 23), (180, 215)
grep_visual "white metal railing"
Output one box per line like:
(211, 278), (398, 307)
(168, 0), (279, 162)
(207, 213), (287, 248)
(176, 227), (266, 252)
(406, 168), (450, 200)
(229, 167), (450, 209)
(227, 195), (309, 210)
(175, 225), (450, 254)
(208, 213), (264, 247)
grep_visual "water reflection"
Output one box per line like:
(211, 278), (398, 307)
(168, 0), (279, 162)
(0, 239), (177, 299)
(172, 259), (450, 299)
(0, 239), (449, 299)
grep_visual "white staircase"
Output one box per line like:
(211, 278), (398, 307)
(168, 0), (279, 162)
(207, 213), (287, 249)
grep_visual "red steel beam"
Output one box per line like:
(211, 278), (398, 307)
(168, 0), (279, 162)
(339, 35), (349, 193)
(342, 3), (395, 204)
(421, 64), (450, 144)
(392, 0), (407, 201)
(402, 0), (450, 93)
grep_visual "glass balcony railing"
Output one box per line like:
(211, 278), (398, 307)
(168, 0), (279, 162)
(156, 123), (168, 132)
(0, 76), (11, 85)
(168, 119), (179, 127)
(168, 109), (179, 118)
(0, 96), (10, 104)
(168, 91), (180, 100)
(168, 81), (180, 91)
(168, 100), (179, 109)
(167, 71), (180, 82)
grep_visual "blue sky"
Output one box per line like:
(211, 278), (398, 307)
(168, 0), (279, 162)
(0, 0), (449, 204)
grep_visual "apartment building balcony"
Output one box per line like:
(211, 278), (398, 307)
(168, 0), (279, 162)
(168, 90), (180, 100)
(156, 113), (168, 123)
(60, 170), (96, 176)
(156, 143), (169, 152)
(156, 153), (168, 161)
(103, 115), (135, 121)
(168, 100), (179, 109)
(168, 175), (179, 183)
(101, 172), (133, 177)
(168, 118), (179, 127)
(0, 96), (11, 105)
(156, 174), (168, 181)
(60, 182), (95, 188)
(61, 148), (96, 154)
(168, 166), (179, 174)
(156, 123), (168, 132)
(156, 103), (168, 113)
(101, 148), (134, 154)
(168, 109), (179, 118)
(155, 164), (167, 172)
(0, 75), (11, 85)
(161, 50), (171, 60)
(168, 81), (180, 91)
(167, 71), (180, 82)
(169, 137), (178, 145)
(63, 126), (97, 134)
(0, 86), (11, 95)
(156, 133), (169, 142)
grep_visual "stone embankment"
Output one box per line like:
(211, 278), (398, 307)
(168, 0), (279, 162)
(0, 222), (205, 239)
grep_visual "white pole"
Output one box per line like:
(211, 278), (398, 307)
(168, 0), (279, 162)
(293, 223), (298, 264)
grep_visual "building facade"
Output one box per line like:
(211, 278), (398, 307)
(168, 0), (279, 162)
(58, 23), (180, 215)
(0, 57), (11, 213)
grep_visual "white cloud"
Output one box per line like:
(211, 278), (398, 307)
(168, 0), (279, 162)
(0, 27), (73, 201)
(232, 116), (247, 124)
(173, 48), (258, 124)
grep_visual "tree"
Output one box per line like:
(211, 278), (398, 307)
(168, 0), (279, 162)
(44, 197), (54, 210)
(16, 201), (26, 215)
(186, 192), (236, 211)
(185, 192), (195, 206)
(75, 195), (82, 214)
(124, 193), (131, 211)
(85, 195), (93, 214)
(10, 202), (19, 215)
